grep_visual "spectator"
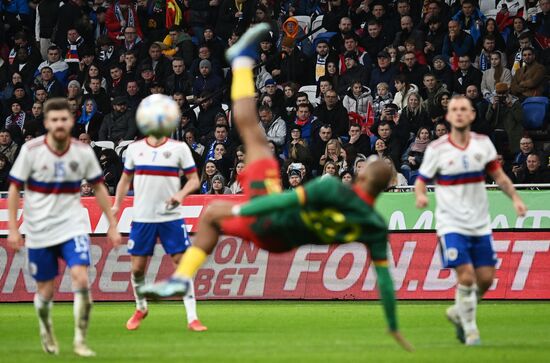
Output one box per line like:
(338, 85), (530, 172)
(98, 96), (137, 145)
(216, 0), (255, 41)
(8, 82), (32, 112)
(513, 137), (536, 166)
(465, 84), (491, 136)
(9, 46), (40, 87)
(0, 153), (11, 191)
(80, 182), (94, 197)
(55, 0), (90, 49)
(400, 127), (431, 183)
(161, 26), (194, 62)
(452, 55), (482, 95)
(327, 15), (353, 53)
(25, 102), (46, 137)
(108, 63), (126, 97)
(481, 51), (512, 101)
(431, 55), (454, 92)
(64, 28), (86, 76)
(287, 168), (303, 189)
(99, 149), (122, 195)
(36, 46), (69, 86)
(506, 17), (530, 64)
(429, 90), (451, 123)
(75, 98), (103, 141)
(207, 142), (231, 180)
(424, 16), (446, 63)
(165, 58), (192, 96)
(487, 83), (524, 156)
(228, 160), (245, 194)
(373, 138), (388, 159)
(346, 123), (371, 157)
(452, 0), (485, 43)
(513, 154), (550, 184)
(318, 138), (345, 172)
(393, 74), (420, 111)
(196, 94), (224, 140)
(204, 123), (232, 160)
(35, 67), (65, 98)
(434, 121), (449, 139)
(202, 26), (225, 67)
(400, 50), (430, 87)
(292, 104), (319, 145)
(370, 51), (399, 94)
(144, 43), (172, 82)
(477, 18), (506, 53)
(184, 128), (206, 157)
(441, 20), (475, 63)
(340, 170), (353, 185)
(192, 59), (223, 98)
(314, 90), (349, 137)
(474, 35), (506, 72)
(372, 82), (393, 119)
(373, 120), (401, 168)
(35, 0), (61, 59)
(321, 161), (339, 177)
(105, 0), (143, 45)
(360, 20), (387, 61)
(421, 73), (449, 117)
(510, 33), (536, 76)
(275, 36), (308, 86)
(384, 156), (408, 190)
(0, 129), (20, 164)
(4, 100), (27, 133)
(325, 61), (340, 93)
(261, 79), (284, 114)
(510, 47), (547, 100)
(82, 64), (108, 93)
(393, 16), (425, 52)
(117, 26), (145, 59)
(400, 92), (431, 135)
(209, 174), (232, 194)
(78, 133), (92, 145)
(338, 34), (372, 74)
(258, 105), (286, 147)
(86, 77), (111, 115)
(309, 124), (332, 170)
(342, 81), (373, 118)
(200, 160), (219, 194)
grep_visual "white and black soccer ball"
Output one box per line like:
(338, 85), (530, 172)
(136, 94), (181, 137)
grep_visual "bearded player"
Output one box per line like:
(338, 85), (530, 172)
(414, 95), (527, 345)
(112, 95), (207, 332)
(7, 98), (122, 357)
(139, 24), (413, 351)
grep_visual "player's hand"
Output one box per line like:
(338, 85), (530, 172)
(107, 225), (122, 248)
(513, 197), (527, 217)
(8, 230), (24, 252)
(416, 194), (428, 209)
(389, 330), (414, 352)
(166, 193), (183, 211)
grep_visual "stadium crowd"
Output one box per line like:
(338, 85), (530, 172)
(0, 0), (549, 195)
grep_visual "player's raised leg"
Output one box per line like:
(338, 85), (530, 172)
(139, 23), (273, 299)
(34, 280), (59, 355)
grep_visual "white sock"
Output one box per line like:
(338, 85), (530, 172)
(131, 274), (148, 312)
(232, 57), (254, 69)
(183, 279), (198, 323)
(74, 289), (92, 344)
(456, 284), (478, 334)
(34, 293), (53, 333)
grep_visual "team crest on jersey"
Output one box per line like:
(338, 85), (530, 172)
(474, 154), (482, 162)
(69, 161), (79, 172)
(163, 151), (172, 159)
(446, 248), (459, 261)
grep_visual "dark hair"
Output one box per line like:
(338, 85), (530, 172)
(298, 103), (312, 112)
(215, 123), (229, 132)
(378, 121), (392, 129)
(296, 92), (308, 99)
(258, 105), (272, 114)
(43, 98), (71, 116)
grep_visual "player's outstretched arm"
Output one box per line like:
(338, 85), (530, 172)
(167, 172), (200, 209)
(7, 183), (24, 251)
(414, 178), (429, 209)
(94, 183), (122, 248)
(489, 167), (527, 217)
(112, 172), (133, 216)
(374, 263), (414, 352)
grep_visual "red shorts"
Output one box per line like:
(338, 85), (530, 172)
(220, 157), (288, 252)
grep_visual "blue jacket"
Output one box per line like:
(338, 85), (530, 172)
(0, 0), (31, 14)
(452, 8), (486, 43)
(441, 31), (475, 61)
(369, 65), (399, 94)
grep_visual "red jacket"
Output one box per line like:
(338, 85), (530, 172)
(105, 3), (143, 45)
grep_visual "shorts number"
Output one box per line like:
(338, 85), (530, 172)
(74, 235), (90, 253)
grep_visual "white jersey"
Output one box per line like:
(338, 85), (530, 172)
(418, 133), (500, 236)
(123, 138), (197, 223)
(9, 136), (103, 248)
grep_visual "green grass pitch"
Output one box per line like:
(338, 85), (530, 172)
(1, 301), (549, 362)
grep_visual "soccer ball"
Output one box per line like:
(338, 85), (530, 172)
(136, 94), (181, 137)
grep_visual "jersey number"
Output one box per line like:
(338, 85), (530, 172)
(54, 161), (65, 178)
(73, 235), (90, 253)
(300, 208), (361, 244)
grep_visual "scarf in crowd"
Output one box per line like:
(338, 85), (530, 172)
(5, 112), (26, 130)
(512, 49), (523, 75)
(65, 37), (84, 63)
(411, 138), (430, 153)
(315, 55), (327, 81)
(206, 139), (226, 160)
(115, 2), (136, 28)
(200, 180), (209, 194)
(77, 100), (97, 124)
(479, 51), (490, 72)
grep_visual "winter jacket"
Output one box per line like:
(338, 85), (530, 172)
(400, 63), (430, 90)
(393, 84), (419, 111)
(441, 31), (475, 61)
(510, 61), (547, 98)
(369, 65), (399, 94)
(342, 86), (372, 117)
(421, 82), (448, 116)
(486, 96), (524, 155)
(313, 102), (349, 137)
(165, 73), (193, 96)
(453, 66), (482, 95)
(192, 73), (223, 98)
(452, 8), (486, 43)
(98, 110), (137, 143)
(481, 68), (512, 100)
(262, 116), (287, 147)
(35, 0), (60, 39)
(372, 94), (393, 120)
(0, 141), (19, 164)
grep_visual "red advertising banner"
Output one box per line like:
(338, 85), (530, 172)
(1, 232), (549, 301)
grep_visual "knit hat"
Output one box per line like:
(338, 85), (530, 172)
(264, 78), (276, 87)
(495, 82), (509, 94)
(281, 36), (295, 49)
(68, 80), (81, 89)
(199, 59), (212, 71)
(211, 174), (226, 185)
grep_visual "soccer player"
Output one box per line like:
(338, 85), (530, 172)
(111, 102), (207, 332)
(140, 24), (413, 351)
(414, 95), (527, 346)
(7, 98), (122, 357)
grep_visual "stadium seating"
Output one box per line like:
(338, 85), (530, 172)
(522, 97), (549, 130)
(293, 15), (311, 34)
